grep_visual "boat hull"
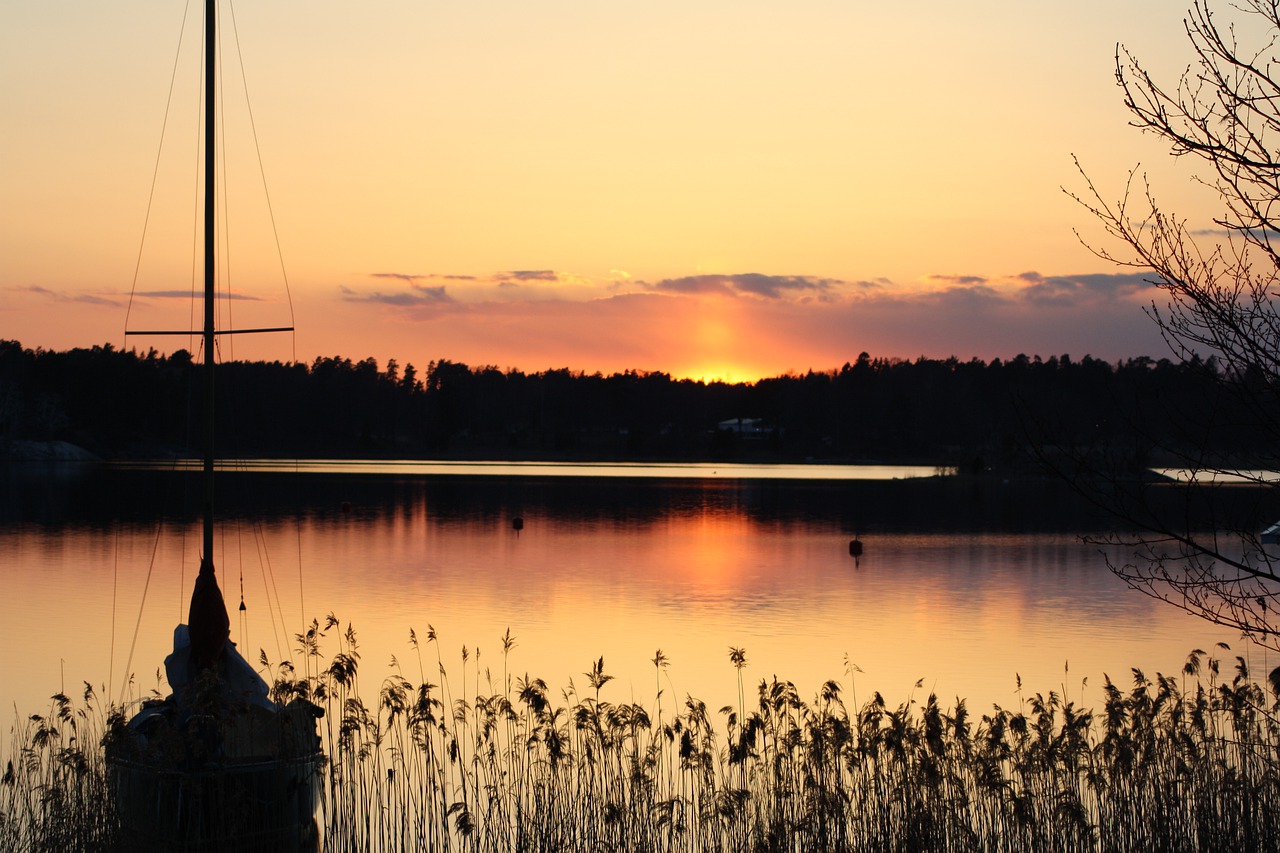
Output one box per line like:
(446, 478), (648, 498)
(109, 752), (323, 852)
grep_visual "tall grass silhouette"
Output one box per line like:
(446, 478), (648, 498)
(5, 625), (1280, 851)
(1, 685), (115, 851)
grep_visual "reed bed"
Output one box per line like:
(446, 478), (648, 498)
(5, 623), (1280, 852)
(1, 685), (116, 852)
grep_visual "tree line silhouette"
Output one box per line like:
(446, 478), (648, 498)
(0, 338), (1259, 471)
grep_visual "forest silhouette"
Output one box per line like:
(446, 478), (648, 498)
(0, 338), (1263, 471)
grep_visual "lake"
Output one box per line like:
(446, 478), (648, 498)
(0, 461), (1246, 725)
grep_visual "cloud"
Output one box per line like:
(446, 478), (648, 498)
(921, 273), (988, 287)
(1188, 226), (1280, 239)
(651, 273), (837, 299)
(137, 289), (263, 301)
(338, 267), (1164, 319)
(19, 284), (122, 307)
(343, 269), (616, 307)
(497, 270), (560, 282)
(1021, 278), (1079, 306)
(925, 283), (1003, 308)
(371, 272), (428, 285)
(339, 283), (453, 307)
(1071, 272), (1163, 295)
(338, 272), (460, 307)
(482, 270), (594, 291)
(648, 276), (727, 295)
(1014, 271), (1159, 306)
(902, 271), (1159, 309)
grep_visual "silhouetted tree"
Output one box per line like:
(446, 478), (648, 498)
(1071, 0), (1280, 650)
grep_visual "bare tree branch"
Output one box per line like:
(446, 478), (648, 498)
(1065, 1), (1280, 649)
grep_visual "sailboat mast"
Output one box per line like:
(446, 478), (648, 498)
(187, 0), (289, 671)
(202, 0), (216, 565)
(187, 0), (230, 673)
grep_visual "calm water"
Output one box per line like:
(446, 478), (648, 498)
(1, 462), (1245, 722)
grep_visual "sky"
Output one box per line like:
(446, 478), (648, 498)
(0, 0), (1248, 381)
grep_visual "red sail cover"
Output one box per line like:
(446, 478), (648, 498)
(188, 558), (230, 671)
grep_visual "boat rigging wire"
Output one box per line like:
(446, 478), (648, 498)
(226, 0), (298, 335)
(117, 520), (167, 706)
(123, 0), (197, 340)
(225, 0), (308, 669)
(110, 528), (118, 703)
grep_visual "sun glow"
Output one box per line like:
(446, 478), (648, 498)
(677, 364), (755, 384)
(669, 306), (764, 382)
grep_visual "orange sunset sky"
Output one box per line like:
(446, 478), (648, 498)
(0, 1), (1241, 381)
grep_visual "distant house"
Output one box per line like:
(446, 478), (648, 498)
(1263, 521), (1280, 545)
(718, 417), (769, 438)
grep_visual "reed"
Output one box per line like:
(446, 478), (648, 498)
(5, 629), (1280, 852)
(0, 683), (116, 852)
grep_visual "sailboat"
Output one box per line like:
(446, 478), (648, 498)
(105, 2), (324, 849)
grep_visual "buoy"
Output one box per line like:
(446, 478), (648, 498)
(512, 516), (524, 533)
(848, 538), (863, 558)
